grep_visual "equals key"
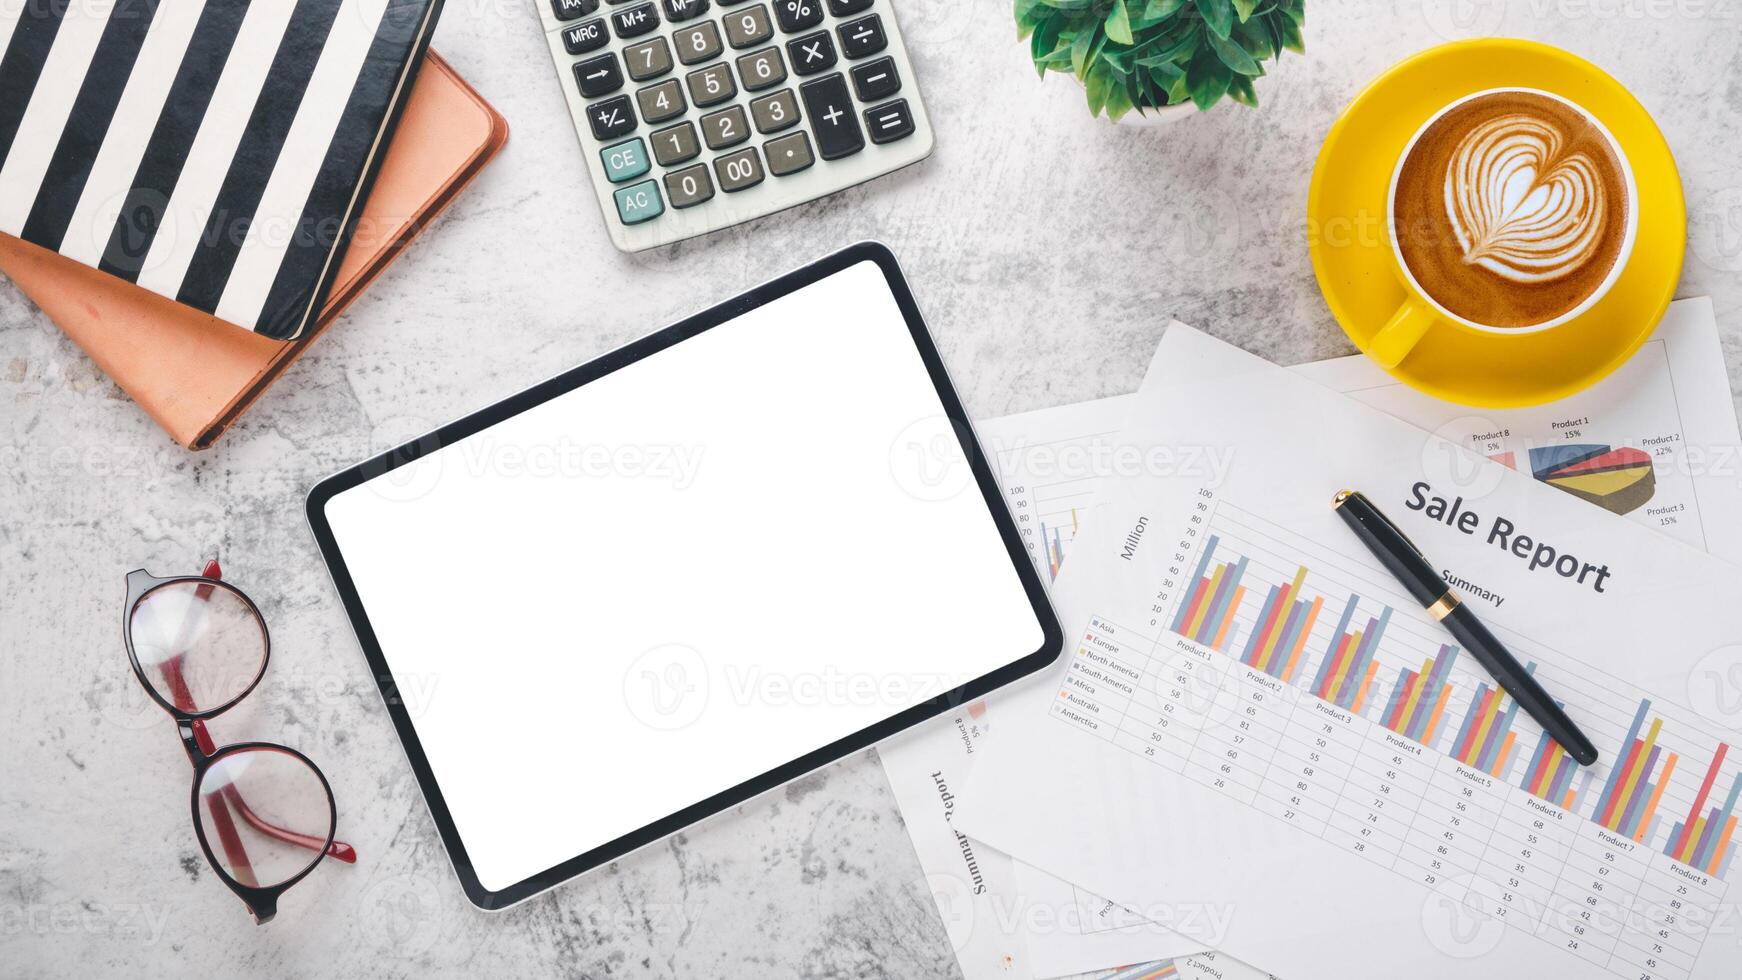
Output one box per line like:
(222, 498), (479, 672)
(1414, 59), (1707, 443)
(863, 99), (914, 144)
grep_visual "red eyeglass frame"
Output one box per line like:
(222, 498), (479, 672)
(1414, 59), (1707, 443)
(122, 559), (357, 923)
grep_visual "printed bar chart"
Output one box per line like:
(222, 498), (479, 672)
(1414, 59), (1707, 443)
(1594, 699), (1679, 841)
(1379, 644), (1460, 747)
(1450, 669), (1525, 779)
(1666, 745), (1741, 876)
(1169, 535), (1249, 652)
(1239, 564), (1321, 683)
(1522, 721), (1584, 810)
(1309, 595), (1388, 712)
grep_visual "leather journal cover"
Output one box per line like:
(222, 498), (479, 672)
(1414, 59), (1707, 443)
(0, 0), (444, 339)
(0, 50), (507, 449)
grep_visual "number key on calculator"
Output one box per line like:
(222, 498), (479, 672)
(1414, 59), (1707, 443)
(537, 0), (934, 252)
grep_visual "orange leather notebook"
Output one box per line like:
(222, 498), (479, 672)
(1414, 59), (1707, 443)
(0, 51), (507, 450)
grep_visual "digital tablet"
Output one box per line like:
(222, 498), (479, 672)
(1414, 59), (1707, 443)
(306, 242), (1061, 909)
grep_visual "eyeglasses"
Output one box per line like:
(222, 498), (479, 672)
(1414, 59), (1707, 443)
(123, 559), (356, 923)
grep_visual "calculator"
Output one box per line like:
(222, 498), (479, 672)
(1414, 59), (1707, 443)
(537, 0), (935, 252)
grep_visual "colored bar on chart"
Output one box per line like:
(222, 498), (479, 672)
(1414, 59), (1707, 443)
(1195, 558), (1248, 652)
(1334, 607), (1392, 713)
(1522, 722), (1582, 812)
(1381, 645), (1459, 744)
(1171, 535), (1221, 634)
(1666, 744), (1738, 876)
(1239, 566), (1321, 683)
(1310, 595), (1359, 695)
(1597, 700), (1667, 833)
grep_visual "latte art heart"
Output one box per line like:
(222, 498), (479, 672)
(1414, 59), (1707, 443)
(1443, 114), (1608, 284)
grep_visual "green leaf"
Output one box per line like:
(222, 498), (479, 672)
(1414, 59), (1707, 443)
(1275, 10), (1304, 53)
(1231, 0), (1258, 21)
(1105, 0), (1134, 45)
(1134, 23), (1199, 66)
(1015, 0), (1047, 36)
(1207, 29), (1260, 75)
(1084, 61), (1114, 116)
(1185, 48), (1231, 109)
(1105, 77), (1136, 120)
(1070, 26), (1097, 79)
(1227, 71), (1258, 106)
(1194, 0), (1234, 39)
(1143, 0), (1186, 18)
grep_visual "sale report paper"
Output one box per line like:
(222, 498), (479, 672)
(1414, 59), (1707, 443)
(956, 325), (1742, 980)
(879, 395), (1215, 980)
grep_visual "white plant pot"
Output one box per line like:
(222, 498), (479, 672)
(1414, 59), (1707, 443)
(1115, 101), (1197, 127)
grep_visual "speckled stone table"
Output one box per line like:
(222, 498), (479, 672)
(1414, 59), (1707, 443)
(5, 2), (1741, 977)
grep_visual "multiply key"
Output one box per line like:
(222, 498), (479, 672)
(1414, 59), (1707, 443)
(799, 73), (863, 159)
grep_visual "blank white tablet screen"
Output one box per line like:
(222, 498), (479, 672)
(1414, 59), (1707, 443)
(320, 259), (1045, 892)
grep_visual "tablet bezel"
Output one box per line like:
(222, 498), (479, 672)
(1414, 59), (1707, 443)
(305, 241), (1062, 910)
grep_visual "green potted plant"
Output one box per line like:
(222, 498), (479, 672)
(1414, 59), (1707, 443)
(1017, 0), (1305, 125)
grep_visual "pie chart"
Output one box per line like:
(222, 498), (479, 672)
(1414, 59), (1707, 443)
(1528, 444), (1657, 515)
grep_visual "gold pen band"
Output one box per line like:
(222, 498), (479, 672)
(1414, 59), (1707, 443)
(1427, 591), (1461, 621)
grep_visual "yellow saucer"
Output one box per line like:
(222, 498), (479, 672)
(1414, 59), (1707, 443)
(1307, 39), (1685, 408)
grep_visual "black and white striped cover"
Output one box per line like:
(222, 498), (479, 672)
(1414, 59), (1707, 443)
(0, 0), (442, 340)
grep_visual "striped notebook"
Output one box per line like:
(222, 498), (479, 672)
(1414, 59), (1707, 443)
(0, 0), (443, 340)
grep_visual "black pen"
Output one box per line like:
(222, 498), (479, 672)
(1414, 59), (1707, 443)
(1332, 490), (1599, 767)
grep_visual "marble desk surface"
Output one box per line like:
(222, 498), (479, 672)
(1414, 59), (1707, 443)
(4, 2), (1740, 977)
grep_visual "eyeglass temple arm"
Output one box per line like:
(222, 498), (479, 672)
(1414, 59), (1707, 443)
(175, 559), (358, 865)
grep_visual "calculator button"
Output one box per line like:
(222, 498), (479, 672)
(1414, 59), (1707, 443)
(714, 147), (765, 192)
(662, 0), (709, 21)
(636, 78), (688, 123)
(863, 97), (913, 144)
(600, 137), (652, 182)
(764, 131), (814, 176)
(837, 14), (885, 59)
(562, 18), (609, 55)
(735, 47), (787, 92)
(586, 95), (637, 139)
(552, 0), (599, 21)
(786, 31), (836, 76)
(613, 179), (665, 223)
(774, 0), (822, 33)
(651, 121), (702, 165)
(664, 164), (715, 208)
(623, 37), (673, 80)
(701, 105), (750, 149)
(749, 88), (800, 133)
(825, 0), (872, 14)
(573, 53), (624, 97)
(723, 3), (773, 48)
(673, 21), (723, 65)
(611, 2), (660, 38)
(798, 73), (863, 160)
(686, 62), (737, 107)
(849, 56), (899, 101)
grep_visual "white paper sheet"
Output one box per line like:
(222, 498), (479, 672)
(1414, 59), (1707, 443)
(1292, 299), (1742, 563)
(957, 324), (1742, 980)
(879, 396), (1212, 980)
(887, 298), (1742, 979)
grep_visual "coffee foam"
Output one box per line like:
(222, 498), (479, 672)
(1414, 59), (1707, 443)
(1394, 91), (1630, 329)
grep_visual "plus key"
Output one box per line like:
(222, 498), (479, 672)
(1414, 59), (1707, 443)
(798, 73), (863, 160)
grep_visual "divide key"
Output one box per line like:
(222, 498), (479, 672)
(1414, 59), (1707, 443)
(798, 73), (863, 160)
